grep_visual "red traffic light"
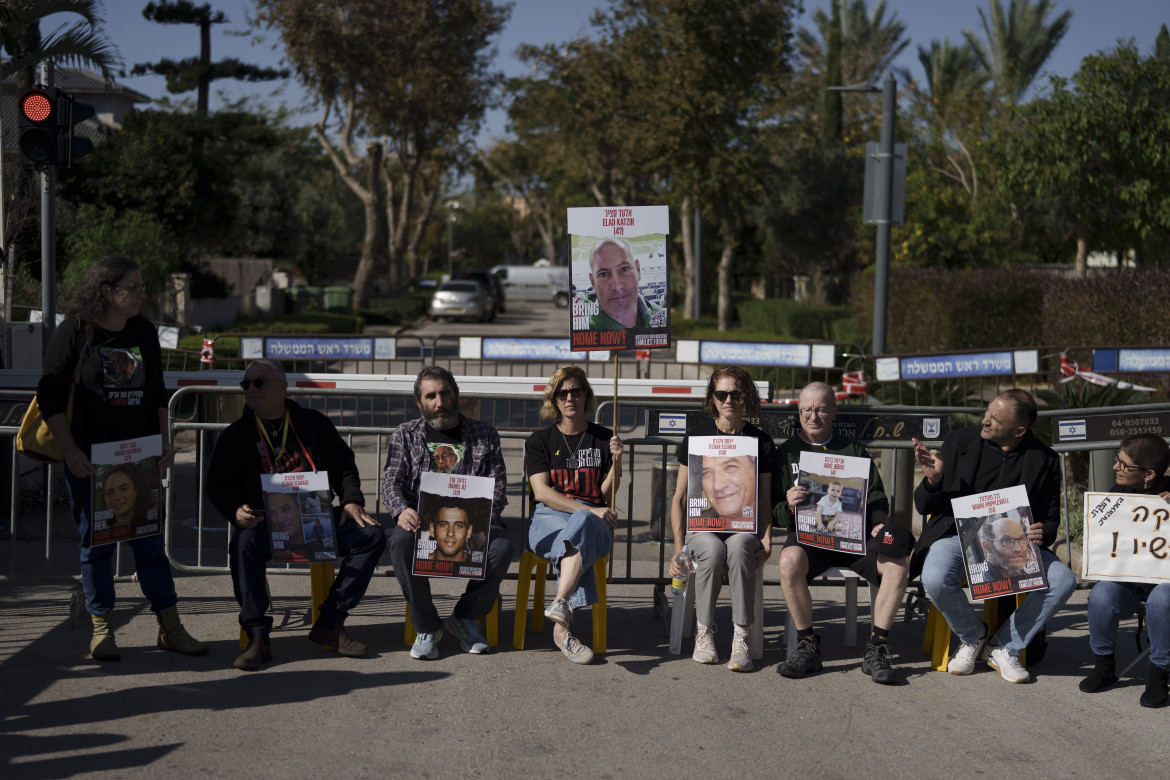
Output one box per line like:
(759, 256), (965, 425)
(20, 89), (55, 124)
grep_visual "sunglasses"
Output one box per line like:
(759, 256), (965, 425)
(556, 387), (585, 401)
(239, 377), (277, 390)
(713, 390), (743, 403)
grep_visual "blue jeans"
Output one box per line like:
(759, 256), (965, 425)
(921, 535), (1076, 654)
(65, 467), (177, 616)
(1087, 581), (1170, 669)
(388, 523), (513, 634)
(232, 511), (387, 632)
(528, 503), (612, 610)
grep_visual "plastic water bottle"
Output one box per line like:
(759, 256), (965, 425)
(670, 545), (695, 596)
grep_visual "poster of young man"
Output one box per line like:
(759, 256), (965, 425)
(952, 485), (1049, 600)
(412, 471), (495, 579)
(260, 471), (336, 564)
(794, 450), (870, 555)
(90, 434), (163, 547)
(1083, 492), (1170, 584)
(567, 205), (670, 352)
(685, 435), (759, 533)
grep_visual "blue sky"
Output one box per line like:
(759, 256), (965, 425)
(57, 0), (1170, 141)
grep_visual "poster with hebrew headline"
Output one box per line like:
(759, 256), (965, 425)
(794, 451), (870, 555)
(412, 471), (495, 579)
(260, 471), (336, 563)
(90, 435), (162, 548)
(952, 485), (1048, 600)
(685, 436), (759, 533)
(1083, 492), (1170, 584)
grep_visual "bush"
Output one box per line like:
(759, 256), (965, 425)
(736, 299), (856, 342)
(1042, 272), (1170, 347)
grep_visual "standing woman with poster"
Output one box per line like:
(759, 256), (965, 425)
(36, 256), (207, 662)
(669, 366), (776, 672)
(1080, 434), (1170, 707)
(526, 366), (623, 664)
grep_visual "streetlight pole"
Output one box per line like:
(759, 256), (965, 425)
(445, 200), (460, 278)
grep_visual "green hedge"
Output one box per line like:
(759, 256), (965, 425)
(736, 299), (857, 342)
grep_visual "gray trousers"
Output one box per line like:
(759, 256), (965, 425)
(686, 531), (761, 628)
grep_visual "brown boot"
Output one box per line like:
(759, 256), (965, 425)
(233, 630), (272, 671)
(309, 617), (368, 657)
(90, 613), (120, 662)
(156, 605), (210, 656)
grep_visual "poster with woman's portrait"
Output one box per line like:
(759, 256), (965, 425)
(413, 471), (495, 579)
(260, 471), (336, 563)
(685, 436), (759, 533)
(90, 434), (162, 547)
(794, 451), (871, 555)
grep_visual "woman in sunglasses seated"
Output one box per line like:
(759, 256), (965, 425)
(669, 365), (776, 672)
(1080, 433), (1170, 708)
(525, 366), (623, 665)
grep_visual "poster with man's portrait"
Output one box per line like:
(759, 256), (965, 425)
(567, 206), (670, 352)
(686, 436), (759, 533)
(413, 471), (495, 579)
(952, 485), (1048, 600)
(90, 435), (162, 548)
(794, 451), (870, 555)
(260, 471), (336, 564)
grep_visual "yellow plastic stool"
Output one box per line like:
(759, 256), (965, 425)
(922, 593), (1028, 671)
(512, 550), (608, 654)
(404, 600), (500, 647)
(238, 561), (334, 650)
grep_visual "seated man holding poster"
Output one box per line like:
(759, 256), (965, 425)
(912, 389), (1076, 683)
(207, 359), (386, 671)
(775, 382), (912, 685)
(383, 367), (513, 660)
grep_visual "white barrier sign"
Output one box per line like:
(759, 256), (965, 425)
(1083, 492), (1170, 584)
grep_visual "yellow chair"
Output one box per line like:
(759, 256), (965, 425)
(512, 550), (609, 654)
(404, 600), (500, 647)
(922, 593), (1028, 671)
(238, 561), (335, 649)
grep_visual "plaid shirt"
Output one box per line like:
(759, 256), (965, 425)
(381, 415), (508, 526)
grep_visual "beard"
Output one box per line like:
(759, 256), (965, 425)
(424, 407), (459, 431)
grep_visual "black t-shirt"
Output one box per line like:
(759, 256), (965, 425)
(674, 418), (778, 476)
(36, 315), (165, 452)
(524, 421), (613, 506)
(425, 420), (465, 473)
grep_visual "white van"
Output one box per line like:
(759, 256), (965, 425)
(490, 265), (571, 307)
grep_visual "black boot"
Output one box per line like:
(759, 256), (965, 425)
(233, 628), (272, 671)
(1139, 662), (1169, 708)
(1079, 653), (1118, 693)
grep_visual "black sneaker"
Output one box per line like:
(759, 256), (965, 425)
(862, 641), (897, 685)
(778, 634), (822, 678)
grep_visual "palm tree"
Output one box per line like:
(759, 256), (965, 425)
(962, 0), (1072, 105)
(1, 0), (122, 85)
(797, 0), (909, 85)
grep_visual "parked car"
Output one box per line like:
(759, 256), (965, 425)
(429, 279), (492, 322)
(456, 269), (506, 314)
(490, 264), (571, 307)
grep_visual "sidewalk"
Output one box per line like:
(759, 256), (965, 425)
(1, 570), (1164, 779)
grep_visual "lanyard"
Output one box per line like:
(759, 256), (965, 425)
(255, 411), (316, 474)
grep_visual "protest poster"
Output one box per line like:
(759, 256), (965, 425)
(685, 435), (759, 533)
(1082, 492), (1170, 584)
(90, 434), (162, 547)
(952, 485), (1048, 600)
(412, 471), (495, 579)
(260, 471), (336, 563)
(567, 205), (670, 352)
(794, 450), (870, 555)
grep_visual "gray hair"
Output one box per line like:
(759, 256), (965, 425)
(588, 236), (635, 274)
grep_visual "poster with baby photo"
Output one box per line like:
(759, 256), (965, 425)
(412, 471), (495, 579)
(260, 471), (336, 564)
(567, 206), (670, 353)
(90, 435), (163, 548)
(685, 436), (759, 534)
(952, 485), (1048, 601)
(795, 451), (870, 555)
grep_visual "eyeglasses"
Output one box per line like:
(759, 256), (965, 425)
(113, 282), (147, 294)
(713, 390), (743, 403)
(556, 387), (584, 401)
(993, 537), (1028, 550)
(239, 377), (277, 390)
(1114, 452), (1143, 472)
(799, 407), (830, 418)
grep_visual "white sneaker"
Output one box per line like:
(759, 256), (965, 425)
(727, 629), (753, 672)
(986, 645), (1030, 683)
(692, 624), (719, 664)
(947, 623), (988, 675)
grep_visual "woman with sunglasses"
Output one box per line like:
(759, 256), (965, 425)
(1081, 433), (1170, 707)
(36, 256), (207, 662)
(526, 366), (623, 664)
(669, 365), (776, 672)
